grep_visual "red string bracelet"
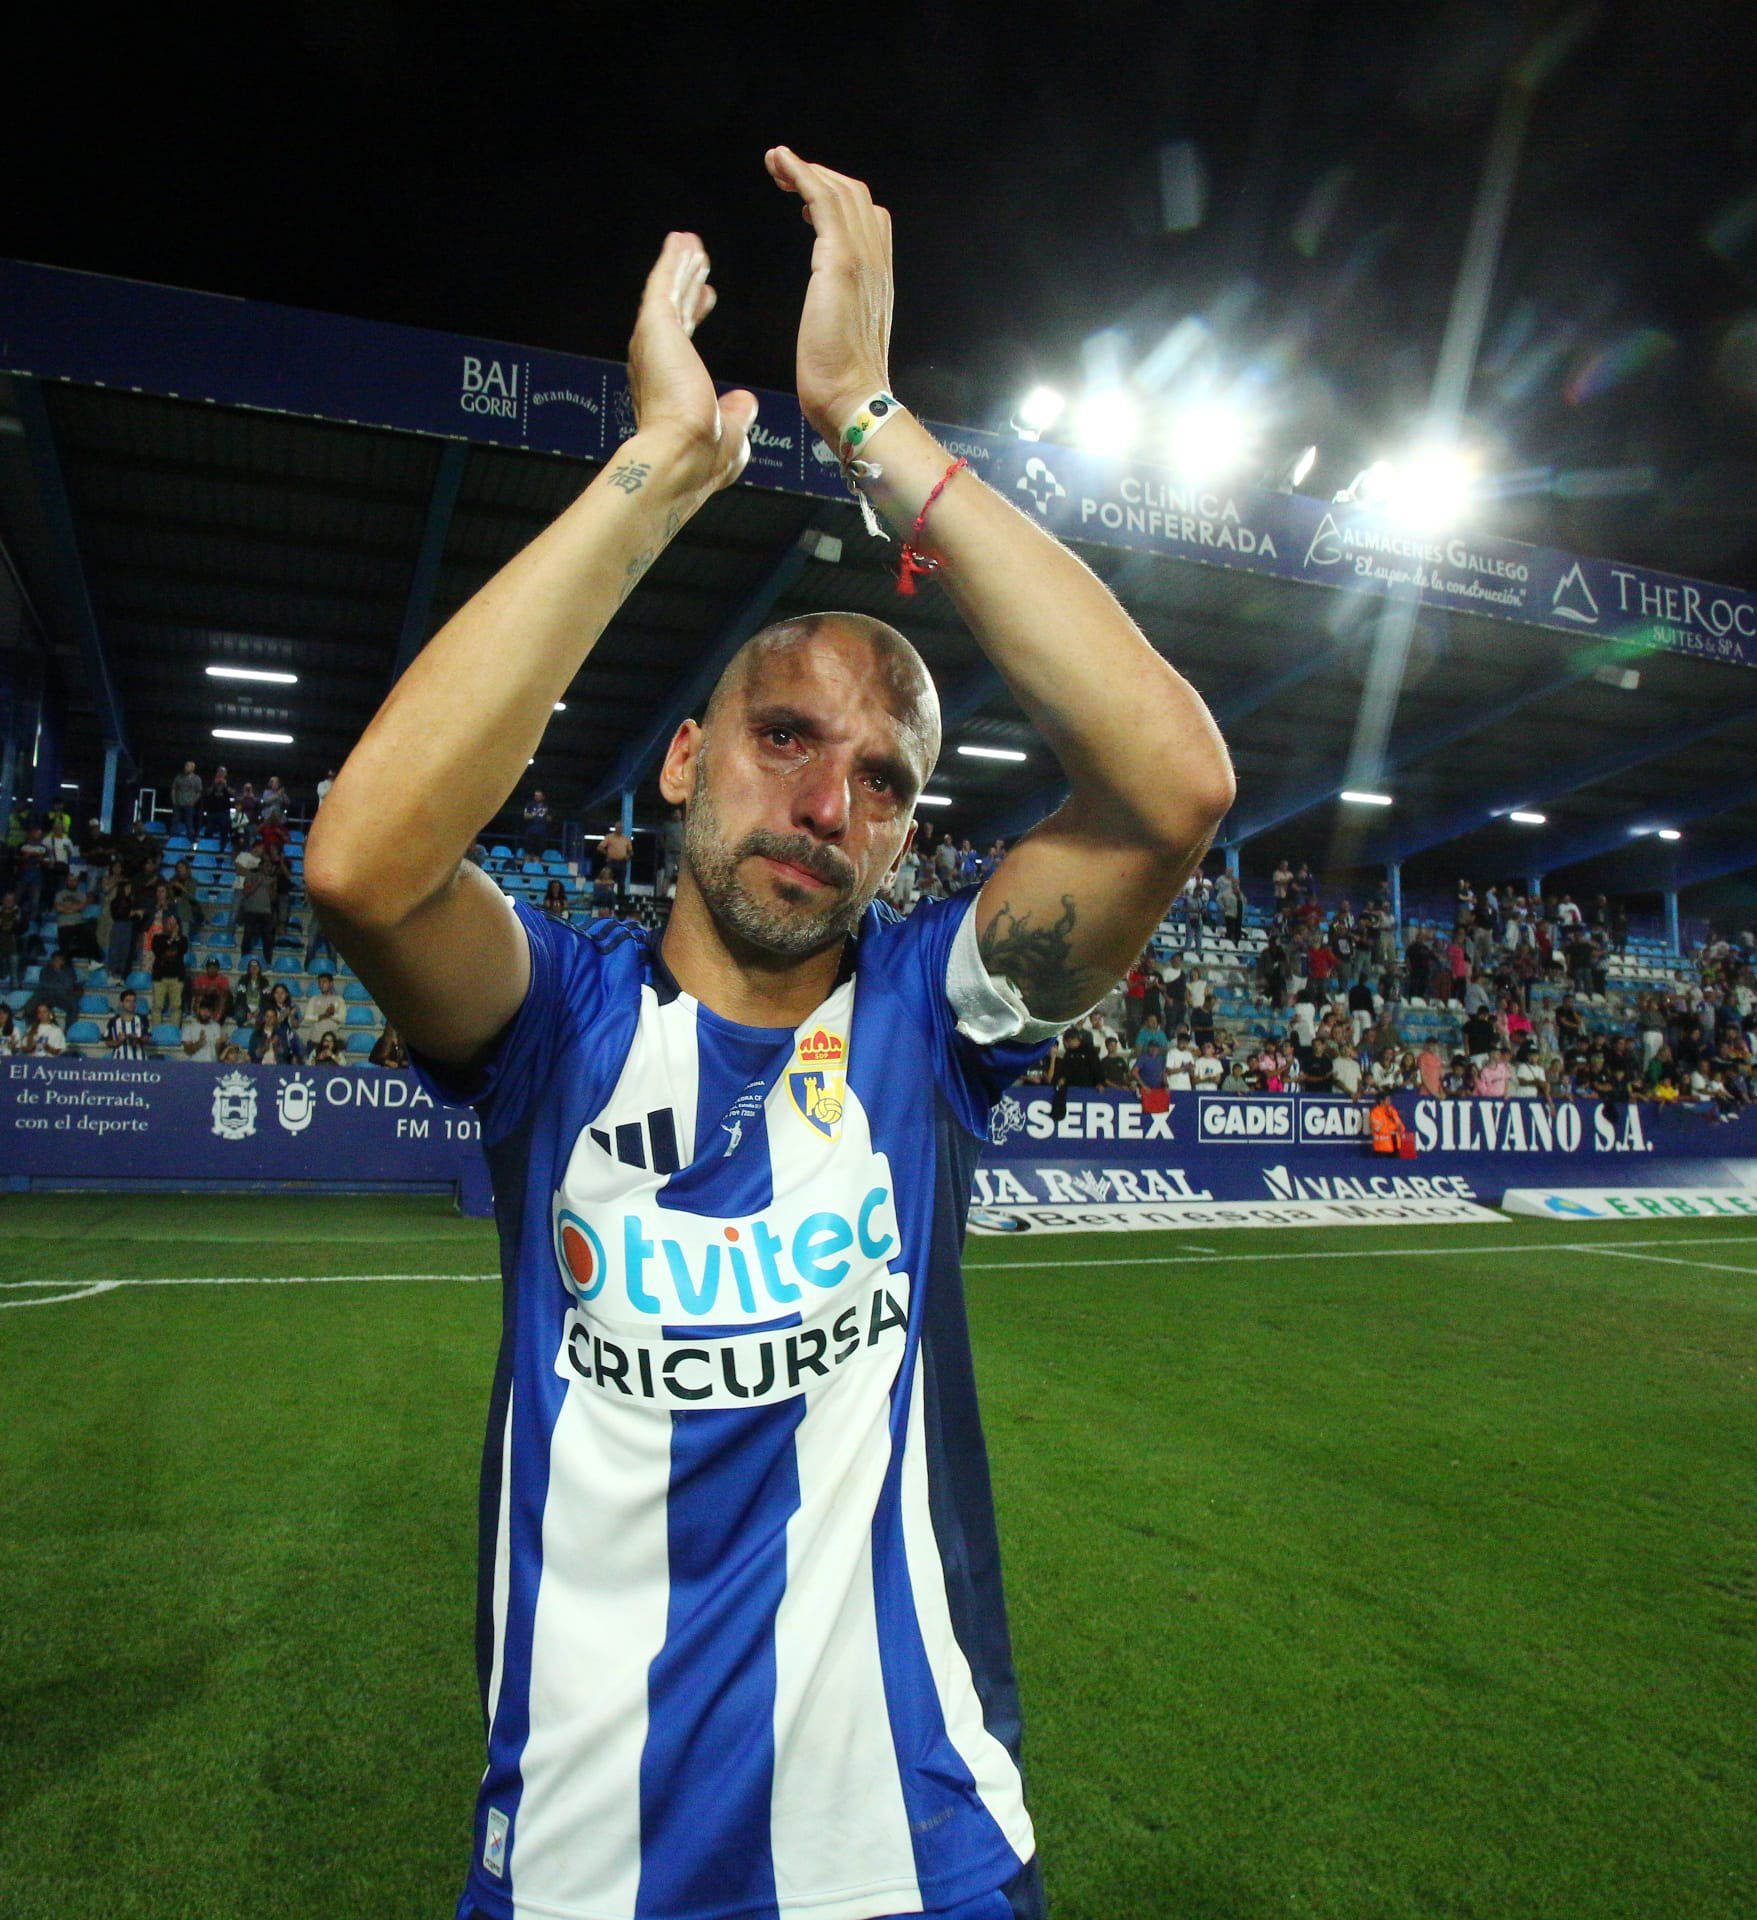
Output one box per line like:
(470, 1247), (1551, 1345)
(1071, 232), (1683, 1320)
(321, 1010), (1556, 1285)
(896, 457), (969, 596)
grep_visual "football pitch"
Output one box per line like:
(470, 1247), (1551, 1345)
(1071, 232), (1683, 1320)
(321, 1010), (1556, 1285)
(3, 1194), (1754, 1920)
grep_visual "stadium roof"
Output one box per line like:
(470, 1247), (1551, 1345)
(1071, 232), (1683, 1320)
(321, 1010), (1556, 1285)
(1, 261), (1754, 908)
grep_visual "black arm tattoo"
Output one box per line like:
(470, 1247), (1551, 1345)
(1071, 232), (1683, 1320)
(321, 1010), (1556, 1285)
(978, 895), (1109, 1020)
(615, 506), (685, 605)
(606, 459), (652, 494)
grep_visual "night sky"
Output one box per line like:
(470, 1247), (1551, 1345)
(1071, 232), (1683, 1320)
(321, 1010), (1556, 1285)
(10, 0), (1757, 582)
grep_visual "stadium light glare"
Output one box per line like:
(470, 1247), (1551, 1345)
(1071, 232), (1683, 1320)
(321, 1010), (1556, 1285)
(1507, 810), (1548, 825)
(60, 781), (79, 790)
(1657, 828), (1682, 841)
(1339, 789), (1393, 807)
(1014, 385), (1066, 436)
(915, 793), (954, 808)
(206, 664), (299, 686)
(212, 727), (293, 745)
(1289, 443), (1318, 487)
(554, 701), (567, 712)
(956, 744), (1028, 762)
(1165, 396), (1255, 481)
(1378, 443), (1479, 531)
(1073, 388), (1139, 458)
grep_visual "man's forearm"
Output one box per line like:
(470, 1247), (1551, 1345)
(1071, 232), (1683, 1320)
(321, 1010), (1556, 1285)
(855, 413), (1235, 845)
(307, 429), (708, 921)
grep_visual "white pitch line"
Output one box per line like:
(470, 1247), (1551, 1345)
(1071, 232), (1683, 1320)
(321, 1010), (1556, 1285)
(1592, 1247), (1757, 1280)
(0, 1283), (122, 1310)
(968, 1230), (1757, 1273)
(0, 1271), (498, 1297)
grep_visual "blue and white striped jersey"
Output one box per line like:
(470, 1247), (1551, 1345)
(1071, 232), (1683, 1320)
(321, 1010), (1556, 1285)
(413, 886), (1056, 1920)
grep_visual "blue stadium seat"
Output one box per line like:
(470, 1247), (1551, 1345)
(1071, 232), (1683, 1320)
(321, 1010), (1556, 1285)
(346, 1005), (378, 1027)
(195, 837), (220, 853)
(126, 970), (153, 991)
(79, 992), (111, 1014)
(67, 1019), (101, 1044)
(5, 989), (32, 1012)
(343, 980), (374, 1002)
(152, 1022), (182, 1049)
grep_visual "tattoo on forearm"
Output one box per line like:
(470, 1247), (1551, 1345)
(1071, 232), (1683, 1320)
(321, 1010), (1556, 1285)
(607, 459), (651, 494)
(979, 895), (1106, 1018)
(615, 506), (685, 606)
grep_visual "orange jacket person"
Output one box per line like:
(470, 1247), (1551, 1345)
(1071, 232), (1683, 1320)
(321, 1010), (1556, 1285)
(1369, 1091), (1407, 1155)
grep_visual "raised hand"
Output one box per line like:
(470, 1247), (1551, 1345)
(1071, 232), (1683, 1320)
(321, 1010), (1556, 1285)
(764, 146), (894, 443)
(627, 231), (759, 494)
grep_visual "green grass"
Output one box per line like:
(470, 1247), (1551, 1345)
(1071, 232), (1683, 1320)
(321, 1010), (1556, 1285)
(3, 1195), (1755, 1918)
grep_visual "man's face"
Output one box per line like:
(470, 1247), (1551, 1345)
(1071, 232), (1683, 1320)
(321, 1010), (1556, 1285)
(319, 974), (333, 991)
(665, 629), (930, 962)
(120, 993), (136, 1013)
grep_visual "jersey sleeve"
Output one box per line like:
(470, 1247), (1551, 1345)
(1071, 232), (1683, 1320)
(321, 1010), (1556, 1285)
(882, 889), (1073, 1137)
(407, 895), (613, 1149)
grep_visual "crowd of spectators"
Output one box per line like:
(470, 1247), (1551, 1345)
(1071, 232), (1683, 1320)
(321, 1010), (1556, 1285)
(1024, 861), (1756, 1119)
(1, 763), (407, 1069)
(10, 767), (1753, 1114)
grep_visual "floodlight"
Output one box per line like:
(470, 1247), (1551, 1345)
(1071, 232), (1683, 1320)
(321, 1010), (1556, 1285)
(1014, 386), (1066, 436)
(1381, 444), (1478, 530)
(1656, 828), (1682, 841)
(212, 728), (294, 745)
(554, 702), (567, 712)
(1507, 810), (1548, 826)
(1166, 397), (1254, 482)
(207, 664), (299, 686)
(956, 744), (1028, 762)
(1073, 388), (1139, 458)
(60, 781), (79, 791)
(1269, 443), (1318, 492)
(1339, 790), (1393, 807)
(915, 793), (954, 808)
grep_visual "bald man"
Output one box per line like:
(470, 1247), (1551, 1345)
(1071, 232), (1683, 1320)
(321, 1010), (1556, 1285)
(308, 146), (1232, 1920)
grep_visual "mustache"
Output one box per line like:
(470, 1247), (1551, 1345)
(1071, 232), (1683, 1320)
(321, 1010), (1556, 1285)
(740, 832), (855, 891)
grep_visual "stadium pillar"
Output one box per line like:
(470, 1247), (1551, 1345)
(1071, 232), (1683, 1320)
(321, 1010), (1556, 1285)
(1664, 888), (1680, 956)
(1223, 844), (1240, 879)
(101, 743), (120, 835)
(1388, 860), (1403, 933)
(1528, 873), (1543, 901)
(620, 789), (635, 837)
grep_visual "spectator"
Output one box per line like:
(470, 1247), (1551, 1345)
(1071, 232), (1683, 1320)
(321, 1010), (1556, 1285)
(168, 859), (205, 940)
(1134, 1038), (1169, 1101)
(591, 866), (618, 915)
(170, 761), (203, 839)
(0, 1004), (16, 1054)
(217, 1041), (250, 1064)
(1098, 1038), (1135, 1092)
(1368, 1090), (1407, 1156)
(179, 1006), (226, 1062)
(0, 891), (20, 988)
(1330, 1041), (1363, 1101)
(203, 767), (235, 849)
(543, 880), (572, 921)
(315, 767), (337, 809)
(1163, 1029), (1196, 1091)
(236, 844), (279, 964)
(16, 826), (50, 921)
(53, 877), (98, 960)
(259, 775), (290, 825)
(20, 1000), (68, 1057)
(601, 822), (634, 906)
(1476, 1047), (1513, 1098)
(311, 1030), (347, 1066)
(146, 907), (190, 1028)
(1191, 1038), (1225, 1091)
(32, 952), (80, 1029)
(370, 1023), (410, 1069)
(301, 973), (346, 1052)
(658, 806), (685, 902)
(1216, 869), (1243, 944)
(189, 955), (231, 1022)
(230, 958), (270, 1027)
(105, 987), (151, 1061)
(523, 790), (552, 854)
(103, 873), (142, 982)
(250, 1005), (304, 1065)
(267, 983), (299, 1029)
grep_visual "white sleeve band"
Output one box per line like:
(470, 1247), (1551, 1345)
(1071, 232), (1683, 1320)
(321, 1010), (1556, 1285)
(945, 897), (1087, 1047)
